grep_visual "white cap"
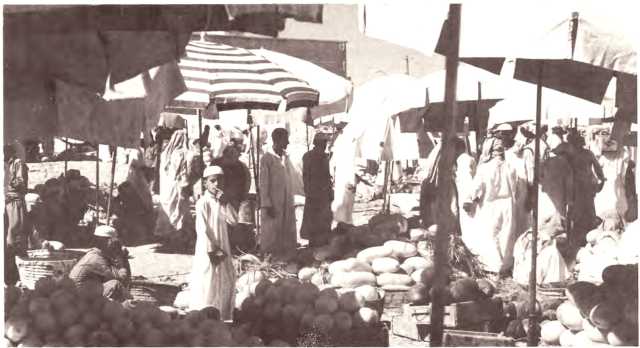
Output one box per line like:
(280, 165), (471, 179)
(203, 166), (224, 178)
(495, 123), (513, 132)
(94, 225), (118, 238)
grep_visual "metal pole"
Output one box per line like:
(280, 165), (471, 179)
(95, 144), (100, 222)
(528, 61), (544, 347)
(430, 4), (461, 347)
(106, 146), (118, 225)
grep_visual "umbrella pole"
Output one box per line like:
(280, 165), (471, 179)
(430, 4), (461, 347)
(528, 61), (544, 347)
(106, 146), (118, 226)
(198, 109), (204, 193)
(95, 144), (100, 221)
(256, 122), (261, 240)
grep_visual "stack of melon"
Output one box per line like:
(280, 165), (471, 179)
(539, 264), (638, 347)
(4, 276), (239, 347)
(234, 277), (384, 346)
(575, 229), (624, 283)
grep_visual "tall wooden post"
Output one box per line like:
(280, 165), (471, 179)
(95, 144), (100, 222)
(64, 138), (69, 174)
(198, 109), (204, 193)
(430, 4), (461, 347)
(106, 147), (118, 225)
(528, 61), (544, 347)
(256, 123), (261, 238)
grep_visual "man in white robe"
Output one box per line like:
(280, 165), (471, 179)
(259, 128), (299, 258)
(464, 138), (519, 276)
(189, 166), (236, 320)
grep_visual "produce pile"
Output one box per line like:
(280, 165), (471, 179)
(4, 276), (239, 347)
(234, 275), (386, 347)
(575, 224), (639, 283)
(31, 170), (93, 244)
(538, 264), (638, 347)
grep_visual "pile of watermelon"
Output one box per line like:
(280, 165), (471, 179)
(4, 276), (237, 347)
(539, 264), (638, 346)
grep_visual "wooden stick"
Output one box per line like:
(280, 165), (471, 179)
(381, 160), (390, 214)
(528, 61), (544, 347)
(430, 4), (461, 346)
(256, 123), (261, 238)
(106, 146), (118, 225)
(64, 138), (69, 174)
(95, 143), (100, 222)
(198, 109), (204, 194)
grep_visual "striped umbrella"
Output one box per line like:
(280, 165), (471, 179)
(169, 40), (320, 114)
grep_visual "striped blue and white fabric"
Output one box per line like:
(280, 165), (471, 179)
(171, 40), (319, 113)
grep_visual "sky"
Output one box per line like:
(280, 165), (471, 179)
(277, 4), (446, 87)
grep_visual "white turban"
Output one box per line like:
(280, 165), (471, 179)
(94, 225), (118, 238)
(203, 166), (224, 178)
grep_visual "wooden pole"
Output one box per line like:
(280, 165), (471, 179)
(106, 146), (118, 225)
(430, 4), (461, 347)
(64, 138), (69, 174)
(528, 61), (544, 347)
(381, 160), (390, 214)
(198, 109), (204, 193)
(256, 123), (261, 238)
(95, 144), (100, 222)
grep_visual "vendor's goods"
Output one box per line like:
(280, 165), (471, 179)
(540, 320), (567, 345)
(338, 291), (366, 312)
(566, 281), (603, 317)
(383, 240), (418, 259)
(558, 328), (575, 346)
(333, 311), (353, 331)
(409, 228), (429, 242)
(329, 271), (377, 288)
(449, 277), (485, 302)
(315, 296), (339, 314)
(400, 256), (432, 275)
(589, 301), (623, 330)
(408, 284), (429, 305)
(298, 267), (319, 282)
(313, 245), (339, 262)
(356, 246), (393, 263)
(557, 301), (584, 331)
(371, 257), (400, 274)
(376, 273), (414, 287)
(354, 307), (379, 327)
(355, 285), (380, 302)
(476, 278), (496, 298)
(368, 213), (408, 235)
(328, 258), (373, 274)
(582, 317), (608, 343)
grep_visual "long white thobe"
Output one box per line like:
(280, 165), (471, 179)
(467, 157), (519, 273)
(595, 149), (630, 219)
(259, 149), (299, 256)
(189, 191), (236, 320)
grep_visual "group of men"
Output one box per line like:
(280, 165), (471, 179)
(447, 122), (634, 282)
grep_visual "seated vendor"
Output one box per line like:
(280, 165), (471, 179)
(69, 225), (131, 301)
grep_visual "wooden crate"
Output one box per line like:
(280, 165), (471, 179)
(443, 330), (516, 347)
(402, 297), (504, 328)
(391, 298), (504, 341)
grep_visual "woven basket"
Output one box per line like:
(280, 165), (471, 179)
(129, 281), (181, 306)
(15, 249), (85, 289)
